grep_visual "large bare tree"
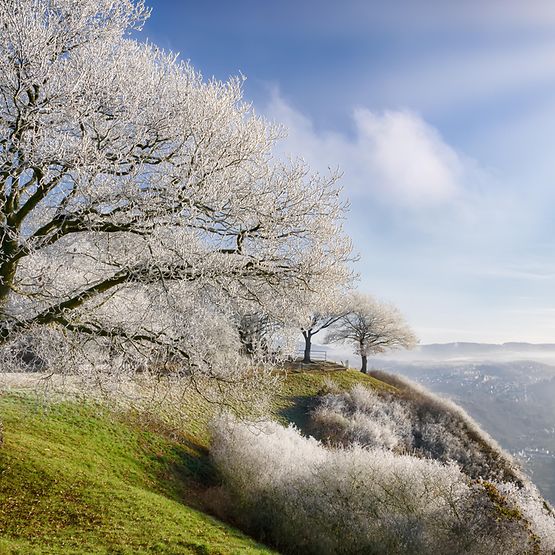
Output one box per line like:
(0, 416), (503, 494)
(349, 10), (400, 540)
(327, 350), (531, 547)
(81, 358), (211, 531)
(0, 0), (352, 378)
(326, 293), (417, 372)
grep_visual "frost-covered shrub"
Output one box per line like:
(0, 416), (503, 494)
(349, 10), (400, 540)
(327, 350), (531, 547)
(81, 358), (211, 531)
(315, 375), (522, 484)
(211, 416), (541, 555)
(312, 384), (412, 451)
(498, 481), (555, 552)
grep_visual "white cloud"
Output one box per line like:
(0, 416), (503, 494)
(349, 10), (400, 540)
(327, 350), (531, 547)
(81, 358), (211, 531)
(471, 267), (555, 282)
(263, 90), (555, 343)
(369, 0), (555, 31)
(266, 90), (476, 208)
(353, 109), (462, 203)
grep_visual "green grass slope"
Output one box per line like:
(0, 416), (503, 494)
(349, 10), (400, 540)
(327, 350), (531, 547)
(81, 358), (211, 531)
(0, 393), (276, 555)
(274, 366), (396, 432)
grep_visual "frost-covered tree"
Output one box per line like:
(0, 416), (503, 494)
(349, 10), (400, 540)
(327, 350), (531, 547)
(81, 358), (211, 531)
(326, 293), (416, 372)
(300, 294), (351, 363)
(0, 0), (352, 379)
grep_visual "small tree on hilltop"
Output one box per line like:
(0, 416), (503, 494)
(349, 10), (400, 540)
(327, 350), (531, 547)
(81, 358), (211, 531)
(326, 293), (417, 372)
(300, 295), (352, 364)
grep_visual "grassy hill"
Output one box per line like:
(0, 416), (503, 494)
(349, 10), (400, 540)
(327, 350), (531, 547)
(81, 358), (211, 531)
(0, 393), (274, 554)
(0, 367), (385, 554)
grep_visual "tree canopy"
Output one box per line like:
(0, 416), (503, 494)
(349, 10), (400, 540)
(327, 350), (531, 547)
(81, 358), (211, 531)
(326, 293), (417, 372)
(0, 0), (352, 378)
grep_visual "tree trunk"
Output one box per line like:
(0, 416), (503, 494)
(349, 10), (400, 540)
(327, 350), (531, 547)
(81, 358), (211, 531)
(361, 354), (368, 373)
(0, 245), (19, 318)
(302, 331), (312, 363)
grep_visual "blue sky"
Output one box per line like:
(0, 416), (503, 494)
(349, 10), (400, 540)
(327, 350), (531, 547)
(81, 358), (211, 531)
(143, 0), (555, 343)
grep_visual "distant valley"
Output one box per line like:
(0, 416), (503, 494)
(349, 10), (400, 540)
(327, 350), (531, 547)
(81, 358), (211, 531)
(378, 341), (555, 363)
(369, 346), (555, 505)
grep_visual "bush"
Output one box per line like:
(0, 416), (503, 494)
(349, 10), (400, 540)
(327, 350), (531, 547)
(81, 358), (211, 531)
(211, 415), (547, 555)
(313, 377), (522, 484)
(312, 384), (413, 452)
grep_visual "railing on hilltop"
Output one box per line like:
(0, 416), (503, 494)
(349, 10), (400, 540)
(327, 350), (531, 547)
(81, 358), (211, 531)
(295, 349), (327, 362)
(283, 350), (349, 373)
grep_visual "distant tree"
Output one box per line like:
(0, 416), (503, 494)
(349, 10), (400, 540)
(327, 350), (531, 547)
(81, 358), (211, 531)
(326, 293), (417, 372)
(0, 0), (352, 380)
(300, 296), (351, 363)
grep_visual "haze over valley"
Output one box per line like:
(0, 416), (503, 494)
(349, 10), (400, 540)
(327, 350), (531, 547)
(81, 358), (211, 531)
(367, 343), (555, 504)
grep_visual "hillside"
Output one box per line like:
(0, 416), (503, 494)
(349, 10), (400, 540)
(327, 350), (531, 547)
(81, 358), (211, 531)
(0, 393), (275, 554)
(1, 367), (553, 554)
(373, 358), (555, 505)
(0, 367), (389, 554)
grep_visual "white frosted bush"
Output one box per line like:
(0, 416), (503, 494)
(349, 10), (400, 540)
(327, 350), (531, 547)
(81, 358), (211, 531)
(314, 377), (522, 484)
(313, 384), (412, 451)
(211, 416), (540, 555)
(498, 482), (555, 551)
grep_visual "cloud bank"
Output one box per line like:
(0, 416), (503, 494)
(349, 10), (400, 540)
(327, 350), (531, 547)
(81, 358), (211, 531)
(266, 91), (474, 208)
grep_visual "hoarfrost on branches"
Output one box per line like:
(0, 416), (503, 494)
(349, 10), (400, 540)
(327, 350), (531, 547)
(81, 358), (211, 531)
(299, 292), (352, 363)
(211, 414), (550, 555)
(0, 0), (352, 382)
(325, 292), (417, 372)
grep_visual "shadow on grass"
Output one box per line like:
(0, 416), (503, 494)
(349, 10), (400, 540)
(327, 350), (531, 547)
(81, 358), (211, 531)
(278, 394), (319, 436)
